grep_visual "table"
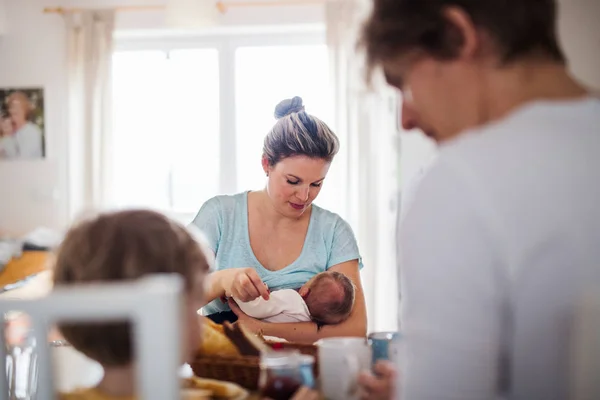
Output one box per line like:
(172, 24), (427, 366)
(0, 251), (50, 291)
(0, 251), (56, 343)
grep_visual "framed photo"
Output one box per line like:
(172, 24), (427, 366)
(0, 87), (45, 160)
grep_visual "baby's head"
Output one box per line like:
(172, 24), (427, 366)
(53, 209), (212, 367)
(304, 271), (355, 326)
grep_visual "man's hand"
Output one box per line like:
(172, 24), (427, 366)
(358, 361), (397, 400)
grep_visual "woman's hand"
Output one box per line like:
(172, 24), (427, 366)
(228, 299), (265, 334)
(358, 361), (397, 400)
(222, 268), (270, 302)
(263, 386), (320, 400)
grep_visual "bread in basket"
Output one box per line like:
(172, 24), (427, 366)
(191, 318), (318, 390)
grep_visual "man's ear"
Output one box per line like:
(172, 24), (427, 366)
(443, 6), (480, 60)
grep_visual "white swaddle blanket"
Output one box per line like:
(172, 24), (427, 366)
(234, 289), (311, 323)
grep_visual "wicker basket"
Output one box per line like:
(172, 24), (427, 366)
(190, 354), (261, 390)
(190, 341), (319, 391)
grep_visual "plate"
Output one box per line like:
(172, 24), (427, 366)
(263, 335), (288, 343)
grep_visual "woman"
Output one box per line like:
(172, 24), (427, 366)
(7, 91), (43, 159)
(192, 96), (367, 343)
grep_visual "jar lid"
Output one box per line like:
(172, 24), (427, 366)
(298, 354), (314, 365)
(261, 350), (300, 368)
(368, 332), (401, 341)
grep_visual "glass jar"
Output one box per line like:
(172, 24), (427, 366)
(5, 312), (38, 400)
(259, 350), (303, 400)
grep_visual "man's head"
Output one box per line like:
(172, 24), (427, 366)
(303, 271), (355, 326)
(360, 0), (566, 142)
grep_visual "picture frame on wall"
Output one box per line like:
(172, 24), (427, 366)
(0, 87), (45, 160)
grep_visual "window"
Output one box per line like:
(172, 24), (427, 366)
(111, 30), (337, 220)
(112, 48), (220, 213)
(235, 45), (331, 191)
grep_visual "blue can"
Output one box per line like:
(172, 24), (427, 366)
(298, 354), (316, 389)
(368, 332), (401, 367)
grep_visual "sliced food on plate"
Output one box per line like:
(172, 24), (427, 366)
(182, 376), (249, 399)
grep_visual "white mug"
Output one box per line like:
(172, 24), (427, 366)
(317, 337), (371, 400)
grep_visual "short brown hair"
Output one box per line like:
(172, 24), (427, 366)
(263, 96), (340, 166)
(53, 210), (211, 367)
(360, 0), (565, 78)
(305, 271), (356, 326)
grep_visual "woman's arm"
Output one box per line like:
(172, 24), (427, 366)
(201, 269), (231, 306)
(202, 268), (270, 307)
(230, 260), (367, 343)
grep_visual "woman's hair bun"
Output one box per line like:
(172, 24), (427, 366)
(274, 96), (305, 119)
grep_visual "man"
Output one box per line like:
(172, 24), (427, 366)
(357, 0), (600, 399)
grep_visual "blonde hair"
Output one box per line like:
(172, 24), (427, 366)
(53, 209), (211, 366)
(263, 96), (340, 166)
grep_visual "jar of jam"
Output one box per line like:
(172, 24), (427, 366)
(259, 350), (303, 400)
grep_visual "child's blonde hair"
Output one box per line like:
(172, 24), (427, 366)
(53, 209), (211, 366)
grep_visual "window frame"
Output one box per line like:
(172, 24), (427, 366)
(113, 26), (327, 222)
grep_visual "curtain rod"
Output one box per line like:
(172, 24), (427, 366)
(43, 1), (326, 15)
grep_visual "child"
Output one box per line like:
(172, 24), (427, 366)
(53, 209), (212, 400)
(0, 116), (18, 158)
(234, 271), (355, 326)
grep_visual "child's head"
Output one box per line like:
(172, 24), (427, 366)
(53, 209), (212, 367)
(304, 271), (355, 325)
(0, 117), (13, 137)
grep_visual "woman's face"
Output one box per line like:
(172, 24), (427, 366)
(264, 155), (331, 218)
(8, 100), (27, 124)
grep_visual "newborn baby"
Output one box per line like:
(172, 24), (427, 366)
(235, 271), (355, 326)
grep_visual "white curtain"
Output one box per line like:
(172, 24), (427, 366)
(65, 10), (115, 219)
(326, 0), (400, 333)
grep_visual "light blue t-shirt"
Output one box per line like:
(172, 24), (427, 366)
(191, 192), (363, 315)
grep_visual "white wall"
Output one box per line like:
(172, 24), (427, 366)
(0, 0), (7, 35)
(0, 0), (68, 235)
(558, 0), (600, 89)
(0, 0), (324, 236)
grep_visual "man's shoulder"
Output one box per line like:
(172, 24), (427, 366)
(440, 97), (600, 163)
